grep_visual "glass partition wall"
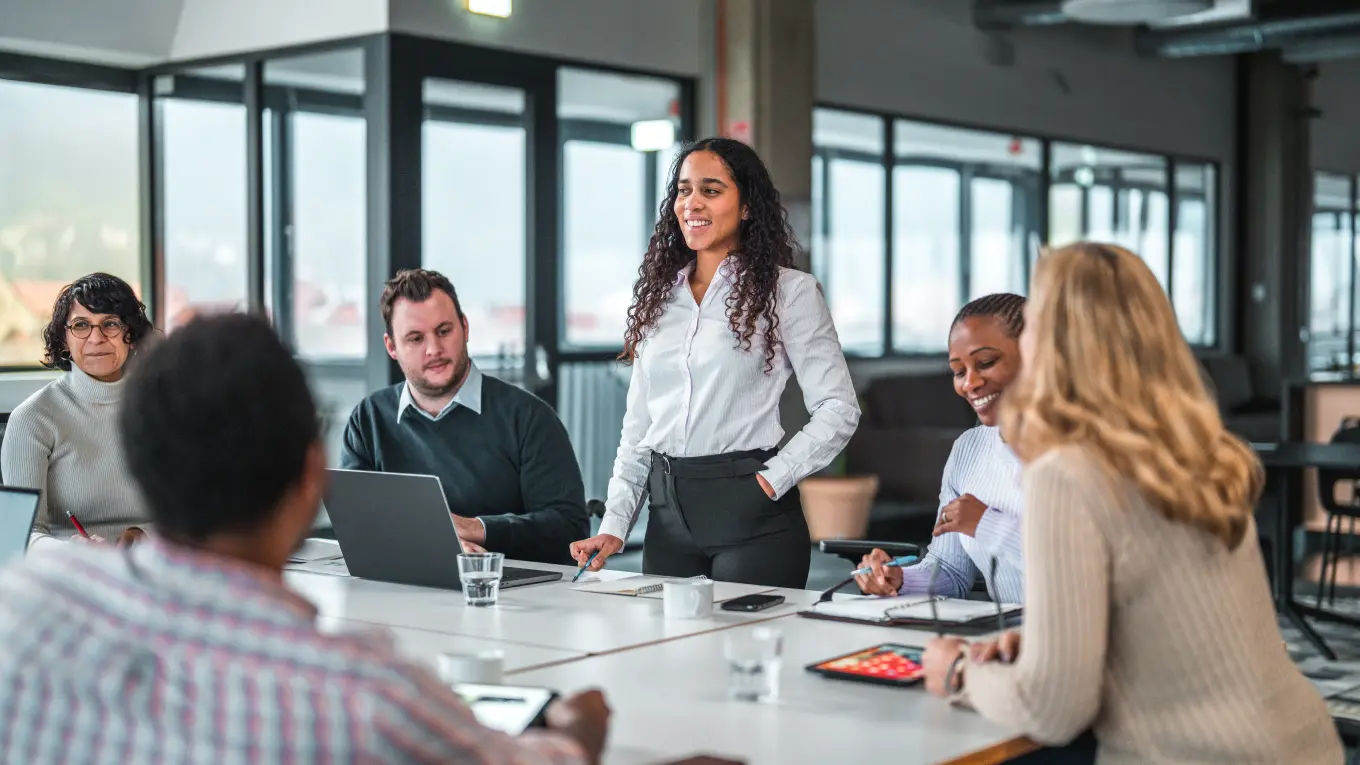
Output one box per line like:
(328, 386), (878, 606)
(134, 36), (694, 525)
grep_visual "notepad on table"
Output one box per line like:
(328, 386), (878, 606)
(802, 594), (1021, 626)
(570, 575), (774, 603)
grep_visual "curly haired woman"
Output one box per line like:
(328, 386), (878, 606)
(2, 273), (155, 550)
(570, 138), (860, 588)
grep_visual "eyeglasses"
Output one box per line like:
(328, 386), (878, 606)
(927, 555), (1007, 637)
(67, 319), (127, 340)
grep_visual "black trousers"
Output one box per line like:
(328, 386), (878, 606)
(641, 449), (811, 589)
(1007, 731), (1098, 765)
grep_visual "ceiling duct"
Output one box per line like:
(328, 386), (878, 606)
(1061, 0), (1214, 25)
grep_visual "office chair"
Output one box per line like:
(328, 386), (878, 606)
(1315, 419), (1360, 609)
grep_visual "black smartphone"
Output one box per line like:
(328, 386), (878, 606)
(720, 593), (786, 612)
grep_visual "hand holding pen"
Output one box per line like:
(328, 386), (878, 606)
(852, 549), (916, 597)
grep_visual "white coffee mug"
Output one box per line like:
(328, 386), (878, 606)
(663, 578), (715, 619)
(436, 649), (504, 684)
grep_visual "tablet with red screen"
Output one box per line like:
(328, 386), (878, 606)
(805, 643), (925, 687)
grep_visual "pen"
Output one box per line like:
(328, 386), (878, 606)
(850, 555), (918, 577)
(66, 511), (90, 539)
(572, 550), (600, 582)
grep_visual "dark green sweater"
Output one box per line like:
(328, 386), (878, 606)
(340, 376), (588, 565)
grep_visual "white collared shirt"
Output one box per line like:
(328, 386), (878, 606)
(397, 361), (484, 422)
(598, 260), (861, 542)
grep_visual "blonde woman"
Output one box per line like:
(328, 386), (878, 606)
(920, 243), (1343, 765)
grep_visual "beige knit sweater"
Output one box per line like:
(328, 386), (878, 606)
(960, 446), (1344, 765)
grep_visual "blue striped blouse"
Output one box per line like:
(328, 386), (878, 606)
(897, 425), (1026, 604)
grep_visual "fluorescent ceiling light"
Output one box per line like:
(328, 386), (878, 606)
(467, 0), (511, 18)
(631, 120), (676, 152)
(1062, 0), (1212, 25)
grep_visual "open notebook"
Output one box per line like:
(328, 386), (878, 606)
(570, 575), (774, 603)
(801, 594), (1022, 629)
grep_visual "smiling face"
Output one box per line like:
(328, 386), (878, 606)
(948, 315), (1022, 427)
(673, 149), (745, 256)
(66, 302), (131, 382)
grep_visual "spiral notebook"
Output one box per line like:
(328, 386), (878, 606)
(570, 575), (774, 603)
(801, 594), (1021, 628)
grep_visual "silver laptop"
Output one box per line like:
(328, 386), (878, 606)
(322, 469), (562, 591)
(0, 487), (40, 566)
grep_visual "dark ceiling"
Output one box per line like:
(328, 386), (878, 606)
(973, 0), (1360, 62)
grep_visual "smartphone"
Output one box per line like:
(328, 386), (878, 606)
(720, 593), (786, 612)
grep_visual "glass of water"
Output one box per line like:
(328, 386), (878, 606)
(457, 552), (504, 607)
(724, 626), (782, 702)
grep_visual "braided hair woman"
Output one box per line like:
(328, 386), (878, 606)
(569, 138), (860, 588)
(856, 293), (1029, 603)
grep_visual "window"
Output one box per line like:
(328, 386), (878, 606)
(558, 67), (681, 350)
(0, 80), (140, 366)
(1174, 162), (1216, 345)
(812, 109), (886, 355)
(1049, 143), (1170, 286)
(894, 119), (1040, 352)
(1308, 173), (1357, 374)
(422, 78), (528, 368)
(263, 49), (367, 361)
(157, 65), (249, 332)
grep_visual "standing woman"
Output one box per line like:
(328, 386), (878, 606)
(570, 138), (860, 588)
(2, 273), (154, 549)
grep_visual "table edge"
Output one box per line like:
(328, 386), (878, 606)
(937, 736), (1038, 765)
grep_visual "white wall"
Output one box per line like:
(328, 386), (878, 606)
(169, 0), (387, 61)
(0, 0), (182, 65)
(1313, 59), (1360, 174)
(817, 0), (1236, 162)
(388, 0), (709, 76)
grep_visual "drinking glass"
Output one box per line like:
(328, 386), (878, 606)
(457, 552), (504, 607)
(724, 626), (782, 701)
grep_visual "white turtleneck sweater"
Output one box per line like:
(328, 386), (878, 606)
(1, 365), (149, 549)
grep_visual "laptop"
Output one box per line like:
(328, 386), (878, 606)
(0, 487), (40, 566)
(322, 469), (562, 591)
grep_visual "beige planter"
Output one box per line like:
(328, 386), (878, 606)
(798, 475), (880, 542)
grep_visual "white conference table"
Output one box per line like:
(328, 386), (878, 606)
(284, 559), (1035, 765)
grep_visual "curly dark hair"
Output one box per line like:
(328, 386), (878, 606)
(619, 137), (799, 373)
(951, 292), (1027, 339)
(41, 272), (153, 371)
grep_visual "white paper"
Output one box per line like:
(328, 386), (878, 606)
(570, 574), (774, 603)
(288, 538), (343, 563)
(809, 595), (1020, 624)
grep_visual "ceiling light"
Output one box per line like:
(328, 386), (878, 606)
(630, 120), (676, 152)
(1062, 0), (1213, 25)
(467, 0), (511, 18)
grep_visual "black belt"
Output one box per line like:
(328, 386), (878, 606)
(649, 449), (775, 479)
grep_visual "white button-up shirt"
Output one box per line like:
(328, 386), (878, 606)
(598, 259), (861, 542)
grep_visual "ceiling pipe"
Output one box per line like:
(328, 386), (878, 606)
(972, 0), (1069, 30)
(1136, 12), (1360, 57)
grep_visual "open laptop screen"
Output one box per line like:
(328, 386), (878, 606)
(0, 487), (40, 566)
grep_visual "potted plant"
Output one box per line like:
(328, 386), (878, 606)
(798, 397), (879, 541)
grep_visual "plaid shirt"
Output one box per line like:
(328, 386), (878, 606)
(0, 538), (586, 765)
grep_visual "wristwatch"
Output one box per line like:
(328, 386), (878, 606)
(944, 652), (967, 695)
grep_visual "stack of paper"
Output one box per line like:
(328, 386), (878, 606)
(570, 575), (775, 603)
(288, 538), (343, 564)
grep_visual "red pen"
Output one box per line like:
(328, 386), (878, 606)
(66, 511), (90, 538)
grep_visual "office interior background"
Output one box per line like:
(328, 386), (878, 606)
(0, 0), (1356, 543)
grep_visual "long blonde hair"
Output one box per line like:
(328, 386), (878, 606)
(1002, 242), (1262, 549)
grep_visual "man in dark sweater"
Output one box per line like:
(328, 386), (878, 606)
(341, 269), (588, 565)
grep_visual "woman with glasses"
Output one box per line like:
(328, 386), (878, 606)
(2, 273), (155, 549)
(855, 293), (1027, 605)
(920, 243), (1343, 765)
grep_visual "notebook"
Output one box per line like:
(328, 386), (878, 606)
(570, 575), (774, 603)
(801, 594), (1022, 629)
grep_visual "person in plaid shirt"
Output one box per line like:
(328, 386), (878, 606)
(0, 313), (610, 765)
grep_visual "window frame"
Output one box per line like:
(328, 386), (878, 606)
(0, 53), (143, 373)
(813, 102), (1224, 358)
(1307, 171), (1360, 375)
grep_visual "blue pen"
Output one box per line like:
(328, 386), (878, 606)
(850, 555), (918, 577)
(572, 550), (601, 582)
